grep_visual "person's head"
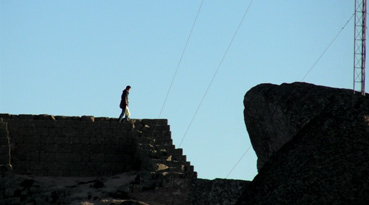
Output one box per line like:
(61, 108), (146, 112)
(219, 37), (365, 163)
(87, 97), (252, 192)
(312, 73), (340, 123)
(126, 85), (131, 92)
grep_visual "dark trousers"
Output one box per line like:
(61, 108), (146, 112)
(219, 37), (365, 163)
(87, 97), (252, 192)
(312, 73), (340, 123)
(118, 106), (127, 122)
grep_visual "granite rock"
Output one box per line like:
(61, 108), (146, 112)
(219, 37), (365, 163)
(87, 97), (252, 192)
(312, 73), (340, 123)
(238, 82), (369, 204)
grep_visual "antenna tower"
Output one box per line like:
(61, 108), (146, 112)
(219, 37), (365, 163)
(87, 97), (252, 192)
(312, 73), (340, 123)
(354, 0), (367, 96)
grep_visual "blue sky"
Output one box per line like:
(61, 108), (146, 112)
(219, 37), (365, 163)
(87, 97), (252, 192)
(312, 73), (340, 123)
(0, 0), (364, 180)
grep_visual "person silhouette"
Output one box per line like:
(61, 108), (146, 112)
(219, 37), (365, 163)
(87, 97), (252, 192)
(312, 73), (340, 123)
(118, 85), (131, 122)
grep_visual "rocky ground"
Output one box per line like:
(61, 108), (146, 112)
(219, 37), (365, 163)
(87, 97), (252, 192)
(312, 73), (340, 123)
(0, 167), (157, 204)
(1, 165), (249, 205)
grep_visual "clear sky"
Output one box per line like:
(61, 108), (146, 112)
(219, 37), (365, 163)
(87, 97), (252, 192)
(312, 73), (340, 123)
(0, 0), (364, 180)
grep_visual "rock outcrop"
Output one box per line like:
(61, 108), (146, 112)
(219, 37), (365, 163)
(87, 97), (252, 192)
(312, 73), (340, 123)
(238, 82), (369, 204)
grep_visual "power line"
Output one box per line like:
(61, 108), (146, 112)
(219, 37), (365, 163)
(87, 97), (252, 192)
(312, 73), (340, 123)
(225, 13), (355, 179)
(158, 0), (204, 118)
(301, 13), (355, 81)
(179, 0), (254, 147)
(226, 144), (252, 178)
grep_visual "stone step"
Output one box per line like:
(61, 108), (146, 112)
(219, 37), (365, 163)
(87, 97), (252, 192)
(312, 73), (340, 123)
(152, 144), (176, 152)
(161, 154), (187, 162)
(140, 131), (172, 140)
(156, 167), (196, 179)
(135, 137), (173, 145)
(152, 159), (191, 168)
(151, 160), (195, 175)
(172, 148), (183, 156)
(136, 144), (176, 153)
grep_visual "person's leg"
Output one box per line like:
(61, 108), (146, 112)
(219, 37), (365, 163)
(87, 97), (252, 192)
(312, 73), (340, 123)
(124, 107), (130, 121)
(118, 108), (126, 122)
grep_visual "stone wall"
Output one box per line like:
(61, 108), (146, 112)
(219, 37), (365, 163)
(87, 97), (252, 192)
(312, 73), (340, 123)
(0, 114), (194, 178)
(0, 119), (10, 167)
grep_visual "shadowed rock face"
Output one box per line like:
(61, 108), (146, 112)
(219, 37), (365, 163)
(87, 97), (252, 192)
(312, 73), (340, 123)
(239, 82), (369, 204)
(244, 82), (369, 170)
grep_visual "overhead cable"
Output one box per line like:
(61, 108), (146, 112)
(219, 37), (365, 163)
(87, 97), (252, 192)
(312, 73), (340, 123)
(179, 0), (254, 147)
(158, 0), (204, 118)
(225, 13), (355, 179)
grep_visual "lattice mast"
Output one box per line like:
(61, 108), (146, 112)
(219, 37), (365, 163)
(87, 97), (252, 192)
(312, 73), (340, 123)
(354, 0), (367, 96)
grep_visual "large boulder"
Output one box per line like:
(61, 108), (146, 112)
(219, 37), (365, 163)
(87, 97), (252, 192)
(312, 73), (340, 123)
(238, 82), (369, 204)
(244, 82), (368, 170)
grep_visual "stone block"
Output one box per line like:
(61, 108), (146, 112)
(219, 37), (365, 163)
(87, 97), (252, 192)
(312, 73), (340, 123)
(55, 153), (68, 162)
(79, 170), (92, 177)
(105, 135), (119, 144)
(81, 115), (95, 122)
(12, 135), (24, 144)
(104, 154), (121, 163)
(142, 119), (159, 126)
(56, 143), (71, 153)
(61, 170), (71, 177)
(104, 146), (121, 154)
(128, 130), (140, 138)
(10, 120), (22, 129)
(54, 120), (66, 128)
(40, 152), (56, 162)
(0, 155), (9, 164)
(43, 144), (57, 153)
(113, 130), (128, 137)
(31, 162), (44, 170)
(90, 153), (104, 162)
(0, 113), (11, 119)
(23, 134), (37, 144)
(132, 120), (143, 129)
(109, 121), (120, 129)
(56, 136), (70, 144)
(71, 121), (87, 128)
(44, 120), (57, 128)
(44, 136), (56, 144)
(39, 127), (49, 137)
(155, 163), (169, 171)
(31, 134), (43, 143)
(173, 149), (183, 156)
(70, 136), (80, 144)
(79, 137), (89, 145)
(71, 170), (81, 176)
(141, 132), (154, 139)
(67, 153), (81, 162)
(80, 153), (90, 162)
(18, 114), (34, 119)
(89, 137), (99, 144)
(71, 144), (84, 153)
(26, 151), (40, 162)
(0, 145), (9, 154)
(12, 160), (27, 172)
(66, 116), (81, 121)
(14, 152), (26, 161)
(34, 114), (54, 120)
(153, 125), (170, 132)
(54, 161), (68, 170)
(120, 122), (134, 131)
(90, 144), (103, 153)
(54, 115), (68, 121)
(49, 169), (63, 176)
(70, 162), (85, 171)
(93, 127), (109, 137)
(63, 126), (77, 137)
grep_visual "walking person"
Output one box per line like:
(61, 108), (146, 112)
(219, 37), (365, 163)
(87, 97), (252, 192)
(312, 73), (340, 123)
(118, 85), (131, 122)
